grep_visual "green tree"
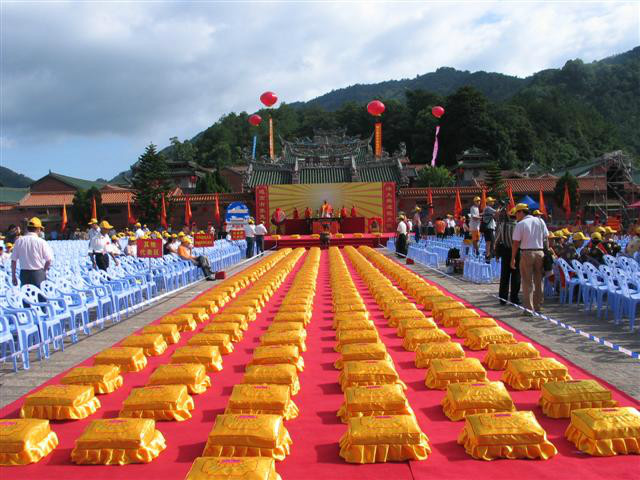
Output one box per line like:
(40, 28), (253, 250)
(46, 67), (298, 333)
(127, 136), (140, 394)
(131, 144), (172, 226)
(167, 137), (197, 164)
(485, 162), (505, 199)
(554, 172), (580, 213)
(415, 166), (454, 187)
(194, 170), (230, 194)
(71, 189), (90, 226)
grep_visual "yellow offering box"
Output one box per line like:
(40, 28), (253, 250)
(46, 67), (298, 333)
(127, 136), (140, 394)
(141, 324), (181, 344)
(440, 308), (480, 328)
(335, 329), (380, 352)
(334, 343), (389, 369)
(273, 311), (311, 326)
(419, 294), (451, 311)
(267, 322), (306, 333)
(213, 313), (249, 331)
(431, 301), (465, 322)
(120, 333), (168, 356)
(120, 385), (195, 421)
(203, 322), (244, 342)
(425, 358), (488, 390)
(148, 363), (211, 394)
(94, 346), (147, 372)
(457, 411), (557, 461)
(339, 360), (407, 391)
(482, 342), (540, 370)
(202, 414), (292, 461)
(442, 381), (515, 421)
(20, 384), (100, 420)
(188, 333), (235, 355)
(539, 380), (616, 418)
(225, 384), (299, 420)
(185, 457), (282, 480)
(61, 365), (123, 394)
(333, 311), (369, 326)
(455, 317), (498, 338)
(415, 342), (465, 368)
(71, 418), (166, 465)
(186, 299), (219, 314)
(278, 303), (308, 313)
(159, 314), (197, 332)
(565, 407), (640, 456)
(403, 329), (451, 352)
(171, 346), (223, 372)
(0, 419), (58, 466)
(397, 317), (438, 337)
(175, 307), (210, 324)
(336, 319), (376, 333)
(464, 327), (516, 351)
(260, 330), (307, 352)
(337, 385), (412, 423)
(502, 358), (571, 390)
(224, 306), (257, 322)
(339, 414), (431, 463)
(249, 346), (304, 372)
(243, 364), (300, 396)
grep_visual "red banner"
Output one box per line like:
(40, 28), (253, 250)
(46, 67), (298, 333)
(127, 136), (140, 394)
(231, 229), (246, 240)
(269, 117), (275, 160)
(136, 238), (163, 258)
(255, 185), (270, 228)
(193, 233), (215, 247)
(374, 122), (382, 157)
(382, 182), (396, 232)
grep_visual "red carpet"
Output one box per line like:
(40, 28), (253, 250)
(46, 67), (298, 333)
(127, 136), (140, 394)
(1, 250), (638, 479)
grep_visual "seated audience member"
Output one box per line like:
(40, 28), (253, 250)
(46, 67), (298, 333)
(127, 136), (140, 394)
(177, 237), (215, 280)
(124, 236), (137, 256)
(580, 232), (607, 266)
(625, 226), (640, 257)
(603, 226), (621, 256)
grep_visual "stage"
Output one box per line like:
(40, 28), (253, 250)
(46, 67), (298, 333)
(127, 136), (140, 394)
(264, 233), (393, 249)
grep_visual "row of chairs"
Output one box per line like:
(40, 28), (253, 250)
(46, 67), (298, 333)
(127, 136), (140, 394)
(0, 239), (245, 371)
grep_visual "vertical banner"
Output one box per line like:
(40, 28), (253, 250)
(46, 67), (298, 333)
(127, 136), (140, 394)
(252, 135), (257, 159)
(431, 125), (440, 167)
(374, 122), (382, 157)
(255, 185), (270, 229)
(382, 182), (396, 232)
(269, 117), (275, 160)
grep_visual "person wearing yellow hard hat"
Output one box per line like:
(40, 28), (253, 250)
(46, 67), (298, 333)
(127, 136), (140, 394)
(134, 222), (145, 240)
(494, 200), (520, 306)
(10, 217), (53, 287)
(177, 236), (215, 280)
(469, 196), (482, 255)
(124, 235), (138, 257)
(624, 225), (640, 257)
(482, 196), (498, 263)
(88, 220), (110, 271)
(601, 226), (621, 256)
(578, 231), (608, 266)
(511, 202), (549, 314)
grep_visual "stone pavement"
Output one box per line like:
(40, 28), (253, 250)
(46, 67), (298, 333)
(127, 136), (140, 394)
(384, 252), (640, 401)
(0, 252), (272, 408)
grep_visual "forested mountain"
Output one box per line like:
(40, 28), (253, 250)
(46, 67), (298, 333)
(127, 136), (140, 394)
(0, 166), (33, 188)
(108, 47), (638, 185)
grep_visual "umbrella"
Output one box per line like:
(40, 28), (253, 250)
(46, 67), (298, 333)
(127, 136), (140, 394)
(519, 195), (539, 210)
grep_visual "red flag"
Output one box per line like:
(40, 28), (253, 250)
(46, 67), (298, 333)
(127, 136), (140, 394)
(214, 193), (221, 224)
(350, 205), (357, 217)
(454, 188), (462, 219)
(427, 188), (434, 217)
(184, 195), (192, 226)
(91, 195), (97, 220)
(61, 203), (68, 232)
(160, 193), (168, 228)
(127, 194), (136, 224)
(506, 183), (515, 211)
(480, 186), (487, 211)
(538, 189), (547, 217)
(563, 182), (571, 221)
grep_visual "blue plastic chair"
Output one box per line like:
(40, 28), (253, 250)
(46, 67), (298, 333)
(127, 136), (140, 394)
(0, 315), (18, 372)
(556, 259), (581, 304)
(4, 310), (43, 369)
(618, 273), (640, 330)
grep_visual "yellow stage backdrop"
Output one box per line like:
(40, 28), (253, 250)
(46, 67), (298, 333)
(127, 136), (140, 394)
(268, 182), (384, 218)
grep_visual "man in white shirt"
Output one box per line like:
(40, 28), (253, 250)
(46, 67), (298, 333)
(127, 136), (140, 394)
(511, 203), (549, 314)
(244, 219), (256, 258)
(89, 221), (112, 270)
(396, 215), (408, 257)
(482, 196), (497, 262)
(254, 221), (268, 255)
(134, 222), (145, 239)
(469, 196), (481, 254)
(11, 217), (54, 287)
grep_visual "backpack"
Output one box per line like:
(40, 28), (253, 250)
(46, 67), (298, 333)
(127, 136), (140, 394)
(446, 248), (460, 266)
(479, 221), (487, 233)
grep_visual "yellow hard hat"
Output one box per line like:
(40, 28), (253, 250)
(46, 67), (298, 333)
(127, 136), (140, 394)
(532, 210), (542, 216)
(514, 203), (529, 213)
(88, 218), (98, 225)
(27, 217), (43, 228)
(562, 228), (571, 236)
(99, 220), (113, 230)
(473, 196), (481, 202)
(134, 222), (141, 227)
(508, 207), (517, 216)
(591, 232), (603, 241)
(171, 234), (178, 239)
(595, 226), (606, 234)
(604, 226), (616, 234)
(128, 236), (136, 241)
(573, 232), (589, 241)
(181, 236), (191, 244)
(486, 196), (495, 203)
(548, 232), (556, 239)
(178, 232), (185, 237)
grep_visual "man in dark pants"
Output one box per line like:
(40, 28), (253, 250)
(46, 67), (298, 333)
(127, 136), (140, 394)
(494, 207), (520, 305)
(11, 217), (54, 287)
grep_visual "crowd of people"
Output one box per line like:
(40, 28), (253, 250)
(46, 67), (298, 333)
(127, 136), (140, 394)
(396, 198), (640, 317)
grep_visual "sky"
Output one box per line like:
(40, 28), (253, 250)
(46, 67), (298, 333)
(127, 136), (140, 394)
(1, 1), (638, 182)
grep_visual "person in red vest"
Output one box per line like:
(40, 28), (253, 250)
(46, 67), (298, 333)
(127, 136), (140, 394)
(351, 205), (357, 217)
(340, 206), (348, 218)
(304, 207), (312, 219)
(292, 207), (300, 219)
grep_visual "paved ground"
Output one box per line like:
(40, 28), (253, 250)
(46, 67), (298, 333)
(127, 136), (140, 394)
(383, 251), (640, 401)
(0, 253), (272, 408)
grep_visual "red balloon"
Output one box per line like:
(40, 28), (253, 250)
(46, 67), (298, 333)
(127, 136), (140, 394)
(367, 100), (385, 116)
(248, 114), (262, 126)
(431, 106), (445, 118)
(260, 91), (278, 107)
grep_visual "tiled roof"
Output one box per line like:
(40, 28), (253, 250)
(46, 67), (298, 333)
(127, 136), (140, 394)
(19, 191), (133, 207)
(43, 172), (106, 190)
(246, 169), (292, 187)
(170, 192), (252, 203)
(0, 187), (29, 204)
(299, 168), (350, 184)
(359, 165), (401, 183)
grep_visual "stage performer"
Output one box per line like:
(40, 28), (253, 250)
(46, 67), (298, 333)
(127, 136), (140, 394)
(292, 207), (300, 219)
(321, 200), (333, 218)
(351, 205), (357, 217)
(340, 206), (348, 218)
(271, 208), (286, 235)
(304, 207), (312, 219)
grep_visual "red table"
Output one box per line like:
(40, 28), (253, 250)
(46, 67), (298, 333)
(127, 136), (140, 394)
(340, 217), (366, 234)
(312, 219), (340, 234)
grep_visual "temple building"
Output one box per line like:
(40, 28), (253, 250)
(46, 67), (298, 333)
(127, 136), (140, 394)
(242, 129), (417, 189)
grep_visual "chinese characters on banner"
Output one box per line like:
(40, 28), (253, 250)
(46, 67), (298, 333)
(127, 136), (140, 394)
(193, 233), (215, 248)
(254, 185), (270, 228)
(374, 122), (382, 157)
(382, 182), (396, 232)
(136, 238), (163, 258)
(231, 229), (246, 241)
